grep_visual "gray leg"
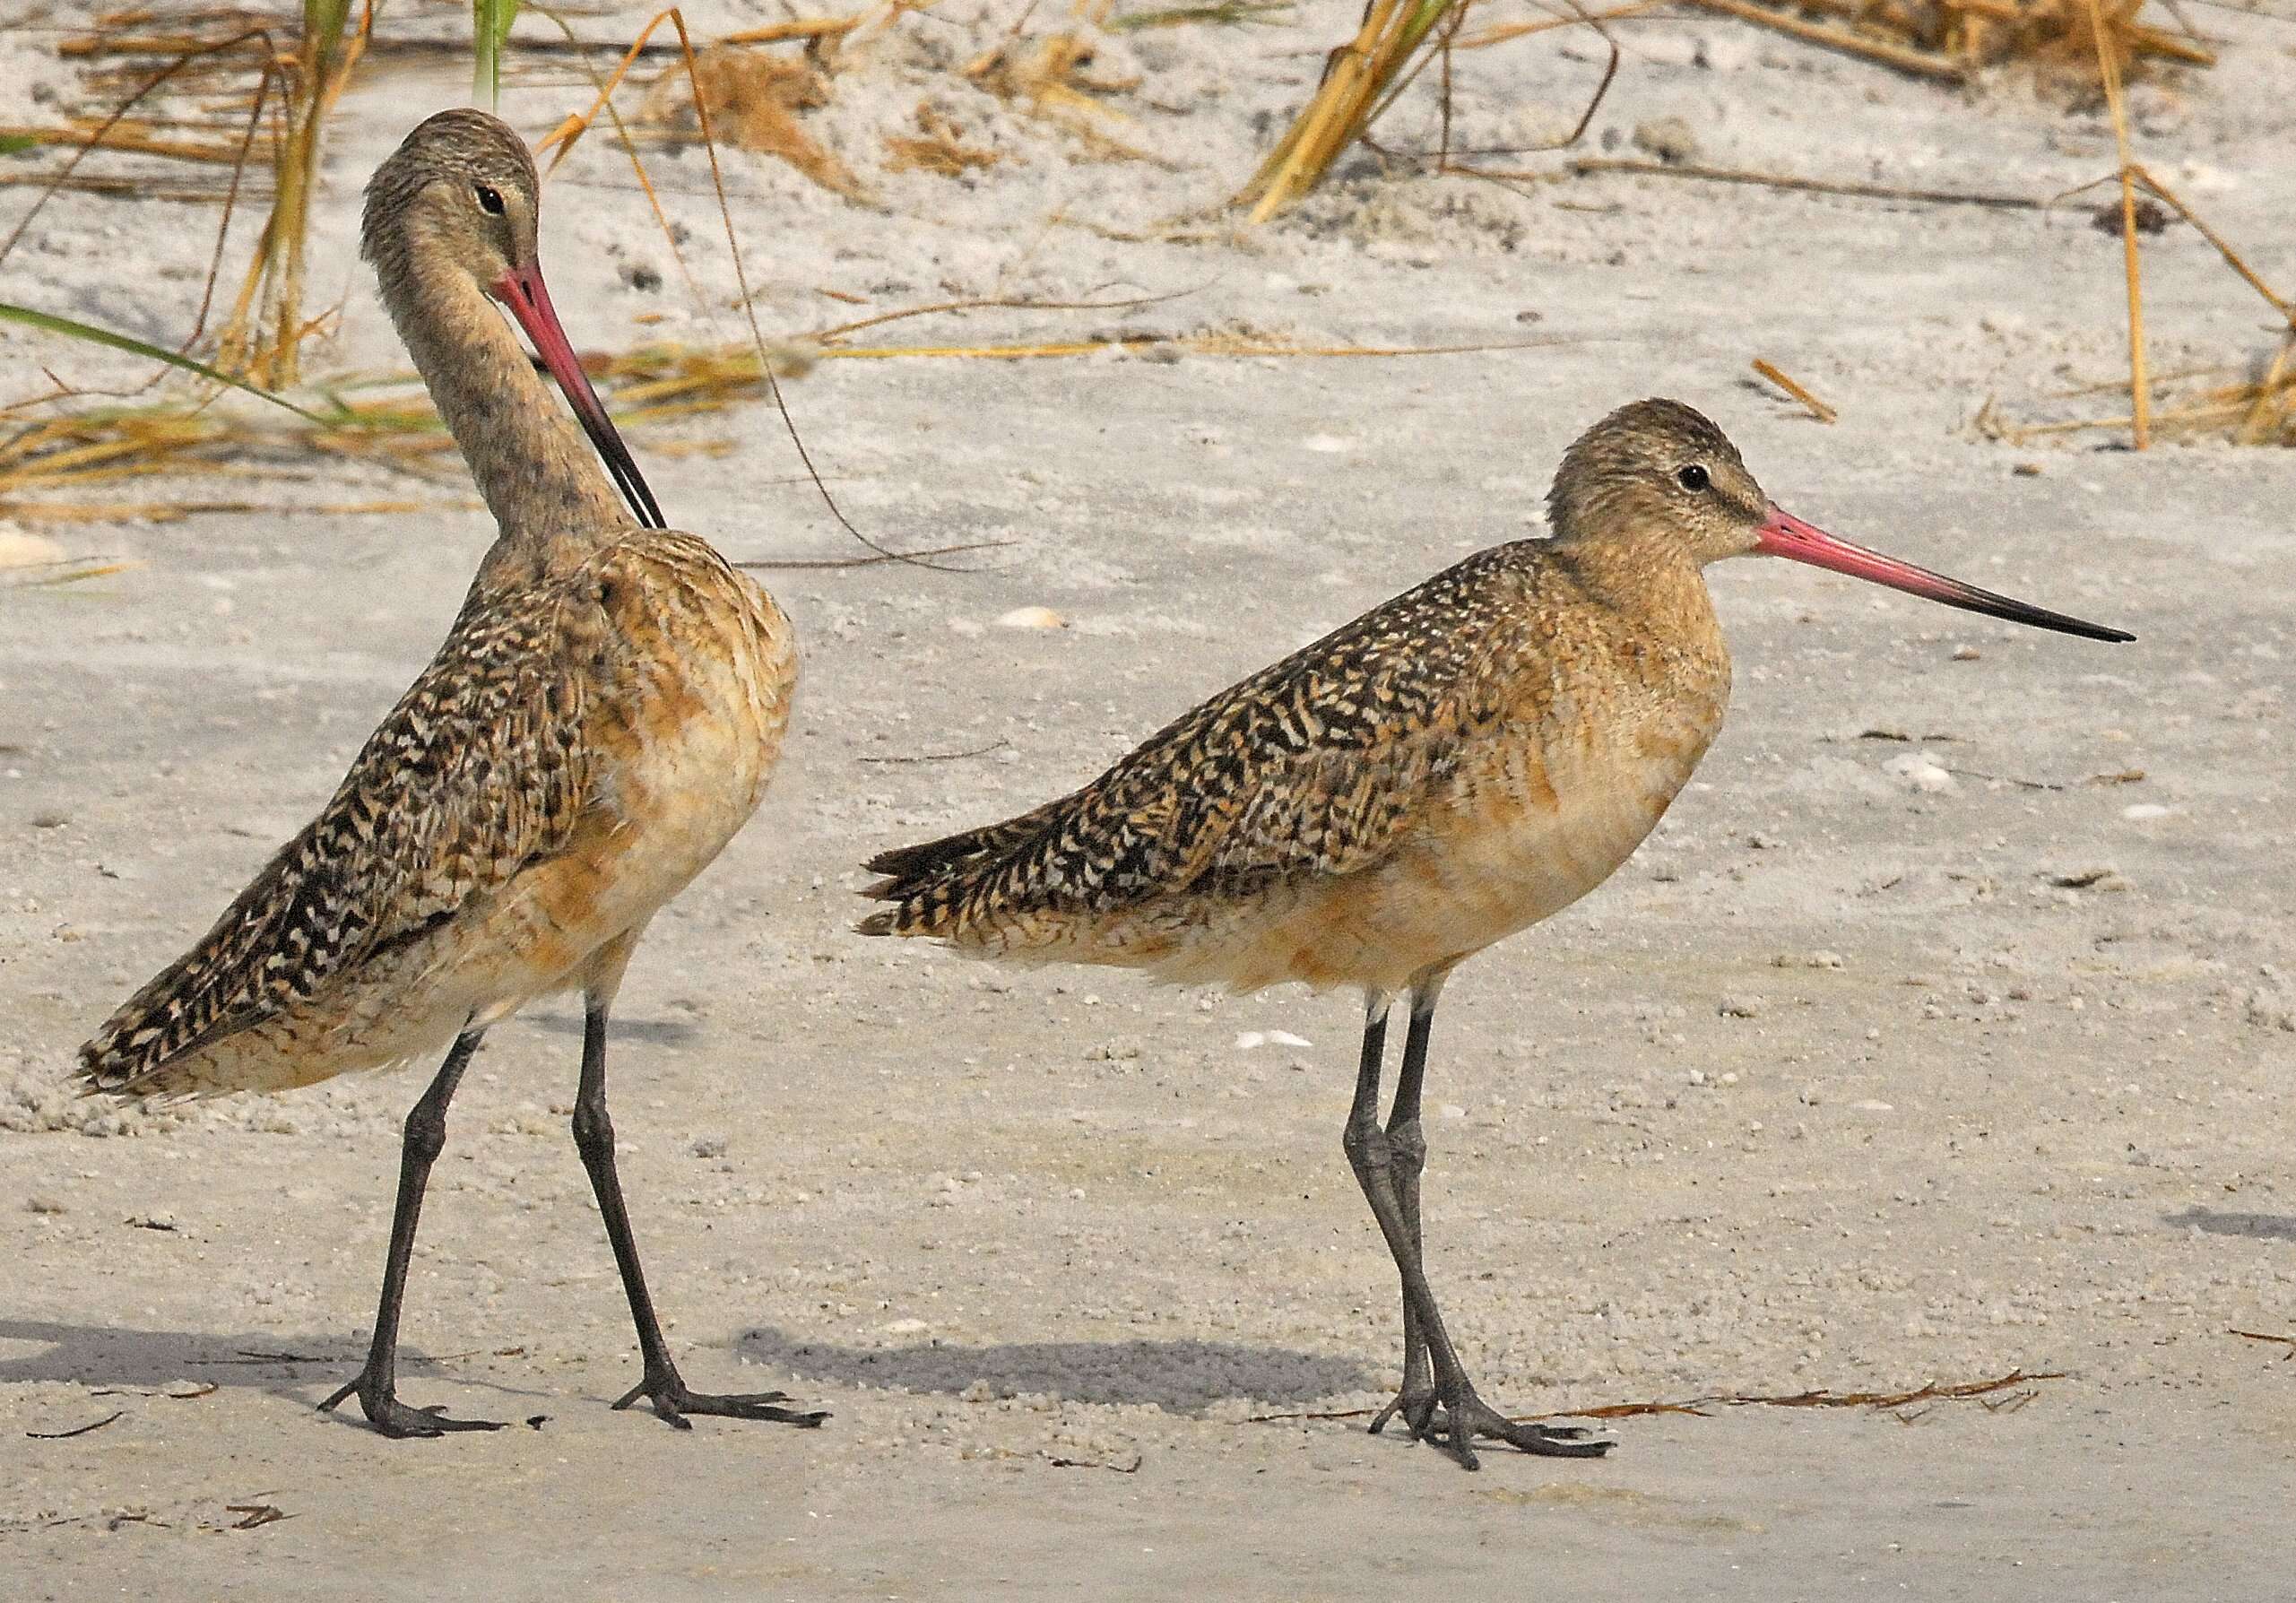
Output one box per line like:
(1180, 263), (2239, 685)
(1340, 989), (1611, 1471)
(1367, 991), (1435, 1436)
(572, 1005), (827, 1431)
(320, 1031), (507, 1437)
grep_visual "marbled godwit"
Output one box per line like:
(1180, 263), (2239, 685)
(859, 399), (2131, 1470)
(78, 110), (817, 1440)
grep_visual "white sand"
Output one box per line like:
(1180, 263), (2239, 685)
(3, 2), (2292, 1596)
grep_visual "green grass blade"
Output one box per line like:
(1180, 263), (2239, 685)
(1109, 2), (1293, 29)
(0, 301), (330, 421)
(473, 0), (521, 108)
(306, 0), (354, 70)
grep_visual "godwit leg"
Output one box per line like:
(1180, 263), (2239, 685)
(1340, 991), (1611, 1470)
(571, 1004), (827, 1431)
(1367, 983), (1440, 1438)
(319, 1030), (509, 1437)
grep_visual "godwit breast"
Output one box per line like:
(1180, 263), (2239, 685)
(859, 399), (2131, 1470)
(78, 110), (817, 1439)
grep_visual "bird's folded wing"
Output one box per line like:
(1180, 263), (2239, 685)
(871, 558), (1517, 929)
(80, 589), (599, 1089)
(1015, 648), (1494, 913)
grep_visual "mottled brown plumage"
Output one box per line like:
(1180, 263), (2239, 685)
(76, 110), (814, 1440)
(80, 589), (595, 1092)
(861, 535), (1724, 993)
(81, 537), (788, 1100)
(859, 397), (2129, 1470)
(861, 402), (1751, 996)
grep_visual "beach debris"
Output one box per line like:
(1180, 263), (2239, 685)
(1630, 116), (1698, 166)
(1677, 0), (2210, 86)
(1883, 752), (1959, 794)
(1751, 359), (1838, 423)
(646, 42), (865, 198)
(25, 1410), (125, 1441)
(995, 605), (1069, 629)
(1246, 1368), (2068, 1426)
(885, 102), (1003, 176)
(0, 528), (65, 568)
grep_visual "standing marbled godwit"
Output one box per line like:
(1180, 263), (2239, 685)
(859, 399), (2131, 1470)
(77, 110), (818, 1440)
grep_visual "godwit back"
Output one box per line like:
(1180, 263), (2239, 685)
(861, 398), (2131, 1469)
(79, 110), (816, 1440)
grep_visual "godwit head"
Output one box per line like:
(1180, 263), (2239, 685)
(360, 108), (663, 531)
(1551, 398), (2133, 643)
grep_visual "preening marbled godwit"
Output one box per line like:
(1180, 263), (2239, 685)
(860, 399), (2131, 1470)
(78, 110), (817, 1439)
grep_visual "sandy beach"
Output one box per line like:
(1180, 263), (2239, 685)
(3, 2), (2292, 1596)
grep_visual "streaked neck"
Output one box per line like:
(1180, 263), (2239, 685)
(1555, 526), (1720, 637)
(382, 253), (634, 572)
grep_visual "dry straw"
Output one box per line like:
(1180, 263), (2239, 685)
(0, 316), (1570, 524)
(1234, 0), (1468, 221)
(4, 4), (1573, 536)
(212, 0), (366, 387)
(1677, 0), (2212, 81)
(1991, 165), (2295, 449)
(1237, 0), (2213, 218)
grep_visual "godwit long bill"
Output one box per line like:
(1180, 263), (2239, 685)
(79, 110), (816, 1439)
(859, 399), (2130, 1470)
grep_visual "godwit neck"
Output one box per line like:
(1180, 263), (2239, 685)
(361, 109), (661, 574)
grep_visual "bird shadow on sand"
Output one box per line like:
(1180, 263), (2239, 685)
(2162, 1205), (2296, 1243)
(522, 1010), (700, 1048)
(737, 1325), (1370, 1413)
(0, 1319), (550, 1413)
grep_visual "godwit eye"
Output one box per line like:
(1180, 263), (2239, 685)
(1676, 464), (1710, 491)
(474, 184), (507, 216)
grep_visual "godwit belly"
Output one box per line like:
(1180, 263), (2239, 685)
(1144, 714), (1718, 996)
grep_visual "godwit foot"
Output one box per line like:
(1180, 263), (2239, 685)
(611, 1365), (828, 1431)
(1402, 1382), (1614, 1471)
(318, 1373), (508, 1439)
(1366, 1382), (1433, 1438)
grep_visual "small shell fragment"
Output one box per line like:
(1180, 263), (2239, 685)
(995, 606), (1068, 630)
(0, 529), (65, 569)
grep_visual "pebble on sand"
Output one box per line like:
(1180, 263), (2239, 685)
(1882, 752), (1959, 793)
(1631, 116), (1701, 166)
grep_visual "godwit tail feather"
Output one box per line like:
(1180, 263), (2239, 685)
(79, 586), (596, 1099)
(860, 807), (1061, 888)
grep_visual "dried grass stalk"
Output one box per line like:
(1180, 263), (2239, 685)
(1235, 0), (1465, 221)
(212, 0), (366, 386)
(1677, 0), (2212, 85)
(884, 103), (1002, 175)
(2085, 0), (2148, 447)
(645, 41), (867, 198)
(1997, 166), (2293, 449)
(965, 0), (1159, 163)
(1751, 358), (1837, 422)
